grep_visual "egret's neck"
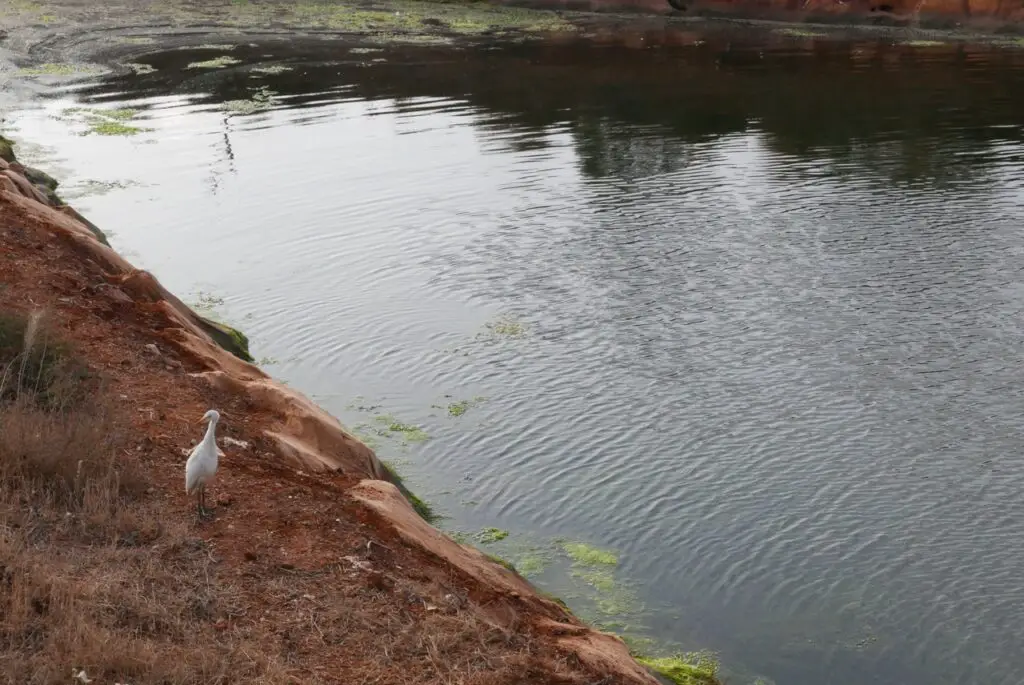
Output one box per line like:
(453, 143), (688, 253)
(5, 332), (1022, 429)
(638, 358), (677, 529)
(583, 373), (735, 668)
(202, 420), (218, 444)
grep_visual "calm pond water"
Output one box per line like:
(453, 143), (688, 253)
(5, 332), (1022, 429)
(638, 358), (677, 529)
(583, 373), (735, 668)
(9, 28), (1024, 685)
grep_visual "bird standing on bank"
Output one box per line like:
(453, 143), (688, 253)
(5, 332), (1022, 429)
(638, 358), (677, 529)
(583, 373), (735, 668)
(185, 409), (220, 519)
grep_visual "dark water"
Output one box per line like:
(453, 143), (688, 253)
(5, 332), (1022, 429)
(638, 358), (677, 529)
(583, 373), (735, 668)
(11, 29), (1024, 685)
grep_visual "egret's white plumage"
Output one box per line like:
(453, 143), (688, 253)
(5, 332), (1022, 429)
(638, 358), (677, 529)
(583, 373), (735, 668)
(185, 409), (220, 518)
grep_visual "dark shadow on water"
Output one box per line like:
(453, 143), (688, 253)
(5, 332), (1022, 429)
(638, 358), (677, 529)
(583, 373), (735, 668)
(70, 31), (1024, 188)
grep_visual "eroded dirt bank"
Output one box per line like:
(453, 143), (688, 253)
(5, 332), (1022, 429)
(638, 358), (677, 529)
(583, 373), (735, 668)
(0, 140), (665, 681)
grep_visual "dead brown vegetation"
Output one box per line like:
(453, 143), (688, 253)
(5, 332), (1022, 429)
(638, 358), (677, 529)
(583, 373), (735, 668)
(0, 312), (286, 683)
(0, 310), (604, 684)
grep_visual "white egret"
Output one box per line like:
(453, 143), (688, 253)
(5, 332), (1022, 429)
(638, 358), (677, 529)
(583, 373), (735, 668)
(185, 409), (220, 519)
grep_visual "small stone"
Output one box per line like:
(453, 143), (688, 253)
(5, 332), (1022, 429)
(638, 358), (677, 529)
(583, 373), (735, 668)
(215, 493), (233, 506)
(214, 620), (228, 631)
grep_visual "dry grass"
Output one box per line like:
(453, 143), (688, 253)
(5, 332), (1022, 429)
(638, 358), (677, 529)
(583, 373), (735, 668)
(0, 310), (596, 684)
(0, 311), (286, 684)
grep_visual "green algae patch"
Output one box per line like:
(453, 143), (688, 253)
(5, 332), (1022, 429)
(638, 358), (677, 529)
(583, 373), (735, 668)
(515, 553), (548, 576)
(634, 653), (720, 685)
(224, 87), (276, 114)
(903, 39), (945, 47)
(251, 64), (294, 75)
(448, 400), (471, 417)
(17, 62), (103, 77)
(187, 56), (242, 69)
(443, 395), (486, 417)
(562, 541), (618, 567)
(60, 108), (151, 137)
(477, 314), (528, 340)
(571, 567), (616, 592)
(374, 414), (430, 443)
(474, 527), (509, 544)
(86, 120), (144, 136)
(100, 108), (141, 121)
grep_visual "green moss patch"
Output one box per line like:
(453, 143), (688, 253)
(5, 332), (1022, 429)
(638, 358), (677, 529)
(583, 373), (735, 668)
(381, 460), (438, 523)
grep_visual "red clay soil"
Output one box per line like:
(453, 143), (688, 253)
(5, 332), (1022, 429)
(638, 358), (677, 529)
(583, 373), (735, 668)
(0, 157), (658, 684)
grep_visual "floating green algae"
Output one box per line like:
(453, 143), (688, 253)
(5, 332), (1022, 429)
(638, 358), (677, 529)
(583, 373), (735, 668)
(224, 86), (276, 114)
(251, 64), (294, 75)
(562, 541), (618, 567)
(17, 62), (102, 76)
(373, 414), (430, 443)
(634, 652), (719, 685)
(187, 56), (242, 69)
(441, 395), (486, 417)
(481, 314), (528, 339)
(474, 527), (509, 544)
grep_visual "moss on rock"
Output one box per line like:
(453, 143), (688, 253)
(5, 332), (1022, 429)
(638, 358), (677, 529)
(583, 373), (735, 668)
(0, 135), (16, 163)
(192, 314), (254, 362)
